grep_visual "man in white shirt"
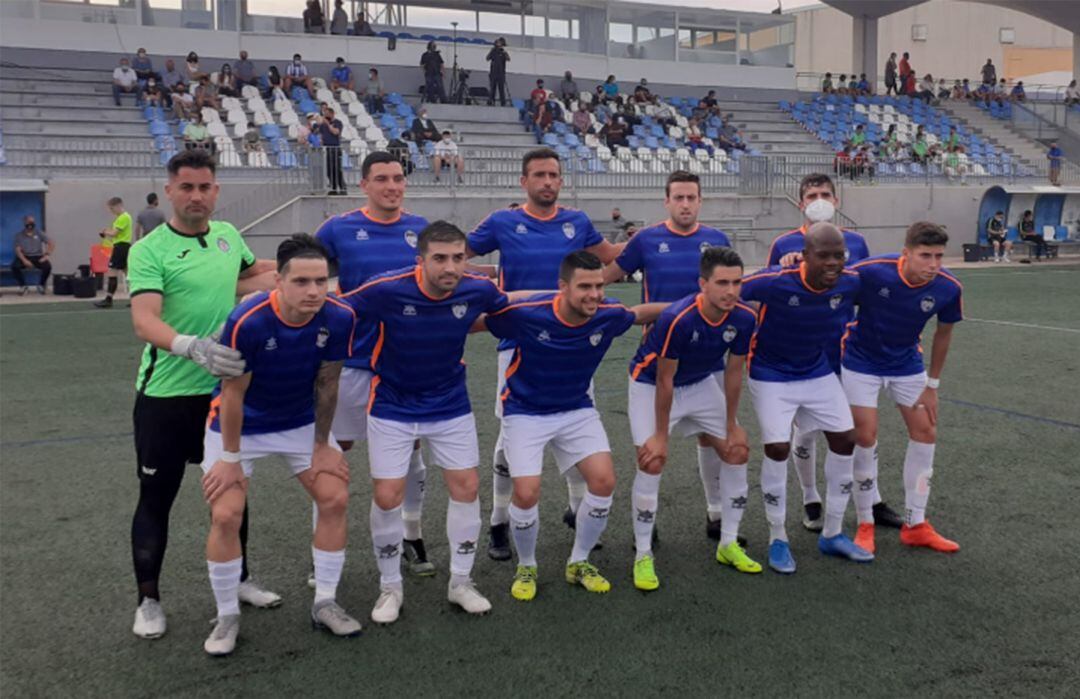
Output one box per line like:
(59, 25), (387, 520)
(284, 53), (315, 95)
(432, 130), (464, 184)
(113, 57), (139, 106)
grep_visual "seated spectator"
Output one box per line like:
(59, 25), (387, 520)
(834, 145), (854, 179)
(304, 0), (326, 33)
(856, 73), (871, 95)
(284, 54), (315, 95)
(331, 57), (354, 92)
(11, 215), (53, 295)
(1010, 81), (1026, 103)
(654, 100), (676, 128)
(572, 103), (593, 135)
(330, 0), (349, 35)
(851, 124), (866, 147)
(937, 78), (950, 99)
(847, 75), (858, 93)
(633, 79), (652, 103)
(716, 127), (747, 153)
(132, 48), (158, 83)
(821, 72), (834, 93)
(600, 115), (628, 149)
(945, 126), (960, 152)
(185, 51), (207, 82)
(995, 78), (1009, 102)
(853, 145), (875, 181)
(171, 83), (195, 120)
(699, 89), (720, 116)
(433, 131), (465, 184)
(911, 134), (929, 163)
(835, 74), (848, 95)
(602, 75), (619, 104)
(1018, 209), (1049, 260)
(112, 57), (138, 106)
(354, 14), (376, 36)
(214, 64), (238, 97)
(1065, 80), (1080, 106)
(142, 78), (168, 108)
(955, 78), (972, 100)
(985, 210), (1012, 262)
(411, 108), (440, 146)
(265, 66), (282, 98)
(243, 122), (264, 153)
(916, 74), (936, 103)
(364, 67), (384, 114)
(973, 80), (993, 105)
(882, 124), (899, 158)
(183, 113), (212, 152)
(195, 75), (220, 111)
(533, 99), (555, 142)
(234, 50), (257, 90)
(559, 71), (579, 108)
(530, 79), (547, 105)
(685, 117), (713, 156)
(617, 102), (639, 128)
(161, 59), (183, 91)
(944, 146), (969, 185)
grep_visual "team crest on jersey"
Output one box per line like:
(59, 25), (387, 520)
(264, 337), (278, 351)
(404, 230), (418, 248)
(699, 242), (712, 253)
(403, 305), (417, 316)
(316, 327), (329, 348)
(829, 294), (843, 310)
(788, 295), (800, 306)
(217, 237), (231, 253)
(562, 222), (576, 239)
(538, 330), (551, 342)
(691, 330), (700, 344)
(452, 303), (468, 319)
(722, 325), (737, 343)
(355, 228), (369, 241)
(920, 295), (936, 313)
(589, 331), (603, 346)
(515, 223), (528, 235)
(878, 287), (890, 299)
(658, 242), (670, 253)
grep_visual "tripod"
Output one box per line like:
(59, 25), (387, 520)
(448, 21), (462, 104)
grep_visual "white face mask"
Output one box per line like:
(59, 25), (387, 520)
(804, 198), (836, 223)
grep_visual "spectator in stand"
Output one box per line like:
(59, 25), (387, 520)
(215, 64), (237, 98)
(936, 78), (950, 100)
(958, 78), (973, 100)
(135, 193), (167, 240)
(973, 80), (993, 106)
(284, 54), (315, 95)
(594, 84), (607, 106)
(610, 208), (635, 242)
(699, 89), (720, 116)
(911, 132), (929, 163)
(243, 122), (264, 154)
(857, 73), (871, 95)
(898, 52), (911, 85)
(1010, 81), (1026, 103)
(981, 58), (996, 86)
(654, 99), (676, 128)
(884, 53), (898, 95)
(183, 113), (212, 152)
(985, 210), (1011, 262)
(354, 14), (376, 36)
(851, 124), (866, 147)
(185, 51), (207, 82)
(363, 67), (384, 114)
(113, 57), (139, 106)
(1018, 209), (1049, 260)
(330, 57), (354, 92)
(305, 114), (322, 149)
(433, 130), (465, 184)
(572, 103), (593, 136)
(11, 215), (53, 295)
(330, 0), (349, 35)
(533, 98), (555, 142)
(420, 42), (446, 103)
(716, 126), (747, 154)
(847, 75), (859, 93)
(633, 79), (652, 103)
(686, 116), (706, 151)
(835, 74), (848, 95)
(486, 37), (510, 107)
(903, 69), (917, 98)
(265, 65), (282, 98)
(161, 59), (183, 91)
(142, 78), (167, 109)
(949, 79), (964, 99)
(602, 75), (619, 104)
(195, 75), (220, 111)
(1047, 142), (1063, 186)
(882, 124), (899, 158)
(295, 113), (313, 146)
(994, 78), (1009, 104)
(916, 74), (936, 103)
(945, 126), (960, 152)
(171, 83), (195, 120)
(600, 114), (629, 149)
(834, 144), (854, 180)
(318, 107), (345, 195)
(410, 108), (440, 147)
(821, 72), (834, 94)
(1065, 80), (1080, 106)
(855, 145), (876, 182)
(304, 0), (326, 33)
(132, 48), (157, 84)
(559, 71), (578, 108)
(944, 146), (968, 185)
(530, 79), (547, 106)
(234, 51), (257, 91)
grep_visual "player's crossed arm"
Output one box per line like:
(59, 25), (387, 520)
(202, 372), (251, 504)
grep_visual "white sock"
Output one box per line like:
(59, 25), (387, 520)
(760, 456), (788, 542)
(631, 470), (661, 558)
(403, 447), (426, 540)
(312, 547), (345, 604)
(853, 443), (877, 524)
(792, 426), (821, 505)
(903, 440), (935, 525)
(446, 497), (481, 585)
(508, 502), (539, 567)
(207, 557), (242, 618)
(490, 431), (512, 526)
(369, 501), (404, 587)
(871, 443), (884, 506)
(697, 445), (724, 521)
(718, 460), (749, 547)
(566, 467), (587, 514)
(570, 491), (612, 563)
(823, 450), (855, 538)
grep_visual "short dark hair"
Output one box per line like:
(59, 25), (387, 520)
(293, 53), (302, 60)
(361, 150), (403, 179)
(700, 246), (743, 278)
(167, 148), (216, 176)
(418, 220), (467, 254)
(146, 193), (158, 205)
(798, 173), (836, 201)
(665, 170), (701, 197)
(904, 221), (949, 248)
(107, 197), (123, 206)
(276, 233), (329, 272)
(559, 250), (602, 282)
(522, 147), (561, 177)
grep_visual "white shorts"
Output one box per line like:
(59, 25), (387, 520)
(628, 377), (727, 445)
(331, 367), (372, 442)
(842, 367), (928, 409)
(495, 348), (595, 419)
(201, 423), (320, 478)
(502, 408), (611, 478)
(749, 374), (854, 445)
(367, 413), (478, 479)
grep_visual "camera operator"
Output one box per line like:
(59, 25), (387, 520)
(486, 37), (510, 106)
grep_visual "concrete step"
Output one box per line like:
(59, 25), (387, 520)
(455, 133), (538, 147)
(422, 103), (519, 122)
(0, 105), (148, 122)
(436, 119), (526, 136)
(4, 122), (153, 137)
(754, 141), (833, 154)
(0, 78), (112, 95)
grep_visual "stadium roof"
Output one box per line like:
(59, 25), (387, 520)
(820, 0), (1080, 33)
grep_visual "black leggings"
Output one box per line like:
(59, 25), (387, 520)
(1021, 234), (1049, 258)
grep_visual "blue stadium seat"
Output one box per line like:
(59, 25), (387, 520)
(420, 34), (436, 41)
(278, 150), (298, 168)
(627, 135), (641, 149)
(260, 124), (281, 140)
(398, 32), (417, 40)
(158, 148), (177, 165)
(378, 31), (395, 39)
(542, 133), (560, 147)
(564, 133), (580, 147)
(436, 35), (452, 43)
(148, 120), (170, 136)
(644, 136), (659, 149)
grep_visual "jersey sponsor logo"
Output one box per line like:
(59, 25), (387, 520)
(658, 242), (670, 253)
(920, 295), (936, 312)
(538, 330), (551, 342)
(316, 326), (330, 348)
(404, 230), (418, 248)
(562, 222), (576, 239)
(452, 302), (468, 319)
(177, 249), (191, 259)
(217, 237), (231, 253)
(265, 337), (278, 351)
(722, 325), (737, 343)
(879, 286), (891, 298)
(788, 295), (800, 307)
(515, 223), (528, 235)
(829, 293), (843, 310)
(589, 331), (603, 346)
(403, 304), (417, 316)
(355, 228), (369, 241)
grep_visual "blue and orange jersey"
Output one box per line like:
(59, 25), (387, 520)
(740, 264), (861, 382)
(483, 292), (637, 416)
(629, 293), (756, 386)
(209, 290), (356, 435)
(614, 221), (732, 303)
(315, 207), (429, 371)
(340, 265), (508, 422)
(766, 225), (870, 268)
(843, 254), (963, 376)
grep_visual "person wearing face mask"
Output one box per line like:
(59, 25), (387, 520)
(142, 77), (168, 109)
(766, 174), (905, 535)
(215, 63), (237, 98)
(410, 108), (440, 147)
(11, 215), (54, 295)
(303, 0), (326, 33)
(284, 54), (315, 96)
(363, 67), (384, 114)
(113, 57), (139, 106)
(330, 58), (354, 93)
(432, 130), (465, 184)
(185, 52), (207, 82)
